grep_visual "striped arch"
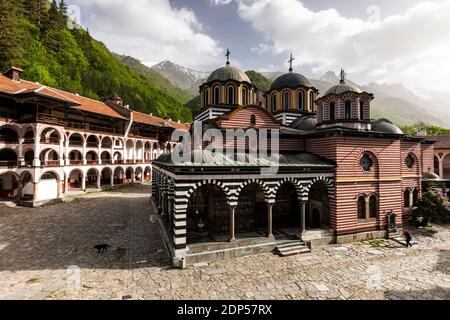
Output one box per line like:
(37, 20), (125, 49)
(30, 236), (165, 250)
(185, 180), (232, 205)
(235, 178), (271, 202)
(303, 176), (334, 200)
(272, 177), (304, 200)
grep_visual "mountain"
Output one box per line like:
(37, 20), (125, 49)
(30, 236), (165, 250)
(151, 60), (208, 94)
(246, 71), (272, 92)
(0, 1), (193, 122)
(115, 55), (194, 104)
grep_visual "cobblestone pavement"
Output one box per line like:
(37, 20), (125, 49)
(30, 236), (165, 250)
(0, 184), (448, 300)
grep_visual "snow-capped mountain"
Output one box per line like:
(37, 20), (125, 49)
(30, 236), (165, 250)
(151, 60), (209, 94)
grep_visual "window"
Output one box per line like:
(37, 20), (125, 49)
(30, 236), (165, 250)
(359, 101), (364, 120)
(357, 196), (366, 219)
(329, 102), (335, 121)
(309, 92), (314, 111)
(242, 88), (247, 105)
(271, 94), (277, 112)
(369, 195), (378, 218)
(360, 154), (373, 171)
(283, 91), (290, 111)
(405, 154), (415, 168)
(227, 86), (235, 104)
(404, 189), (410, 208)
(413, 189), (419, 206)
(298, 91), (304, 110)
(345, 100), (352, 120)
(204, 89), (209, 107)
(214, 87), (220, 104)
(250, 115), (256, 126)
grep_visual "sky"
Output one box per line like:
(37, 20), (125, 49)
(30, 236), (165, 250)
(67, 0), (450, 91)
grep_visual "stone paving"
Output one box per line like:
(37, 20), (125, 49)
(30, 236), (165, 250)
(0, 184), (448, 300)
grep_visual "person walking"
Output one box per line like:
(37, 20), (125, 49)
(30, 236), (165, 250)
(404, 231), (413, 248)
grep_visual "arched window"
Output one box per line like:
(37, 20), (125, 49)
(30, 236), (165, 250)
(283, 91), (290, 111)
(298, 91), (304, 110)
(413, 189), (419, 206)
(227, 86), (235, 105)
(250, 114), (256, 126)
(242, 88), (247, 106)
(345, 100), (352, 120)
(204, 89), (209, 108)
(357, 196), (366, 219)
(309, 92), (314, 111)
(404, 189), (411, 208)
(369, 195), (378, 218)
(359, 101), (364, 120)
(271, 93), (277, 112)
(329, 102), (335, 121)
(214, 86), (220, 105)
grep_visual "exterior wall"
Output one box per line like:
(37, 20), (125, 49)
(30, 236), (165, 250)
(215, 106), (280, 130)
(421, 143), (434, 173)
(267, 88), (317, 114)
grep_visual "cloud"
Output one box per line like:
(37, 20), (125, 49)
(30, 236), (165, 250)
(69, 0), (223, 69)
(209, 0), (233, 5)
(236, 0), (450, 90)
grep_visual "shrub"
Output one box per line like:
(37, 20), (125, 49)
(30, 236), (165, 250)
(414, 191), (450, 225)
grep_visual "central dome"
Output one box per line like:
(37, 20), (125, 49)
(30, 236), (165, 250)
(271, 72), (311, 91)
(206, 65), (251, 84)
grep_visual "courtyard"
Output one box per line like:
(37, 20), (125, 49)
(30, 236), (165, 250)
(0, 184), (448, 300)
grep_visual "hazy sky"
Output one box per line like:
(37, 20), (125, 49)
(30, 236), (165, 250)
(67, 0), (450, 91)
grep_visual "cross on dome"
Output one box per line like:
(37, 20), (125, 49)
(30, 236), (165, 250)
(288, 53), (295, 72)
(226, 49), (231, 65)
(340, 68), (347, 84)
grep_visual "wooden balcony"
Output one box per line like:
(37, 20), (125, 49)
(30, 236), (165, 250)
(0, 161), (18, 168)
(69, 160), (83, 166)
(44, 160), (60, 167)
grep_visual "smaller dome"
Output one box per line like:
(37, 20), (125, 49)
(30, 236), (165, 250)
(271, 72), (312, 91)
(206, 65), (251, 84)
(371, 119), (403, 134)
(289, 115), (317, 131)
(324, 83), (362, 96)
(423, 172), (441, 181)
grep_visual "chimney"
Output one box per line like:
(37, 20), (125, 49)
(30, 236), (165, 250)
(4, 67), (23, 82)
(108, 94), (123, 106)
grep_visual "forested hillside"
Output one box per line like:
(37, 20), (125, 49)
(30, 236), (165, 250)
(0, 0), (193, 122)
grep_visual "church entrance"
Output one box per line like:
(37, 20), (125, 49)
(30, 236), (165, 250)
(236, 183), (268, 238)
(307, 181), (330, 229)
(186, 184), (229, 244)
(273, 182), (300, 238)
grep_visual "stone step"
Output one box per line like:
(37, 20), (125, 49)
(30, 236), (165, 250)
(276, 241), (311, 257)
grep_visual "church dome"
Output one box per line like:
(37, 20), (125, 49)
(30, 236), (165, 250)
(324, 83), (362, 96)
(371, 119), (403, 134)
(289, 115), (317, 131)
(206, 65), (251, 84)
(271, 72), (312, 91)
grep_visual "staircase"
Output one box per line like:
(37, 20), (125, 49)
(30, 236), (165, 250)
(276, 240), (311, 257)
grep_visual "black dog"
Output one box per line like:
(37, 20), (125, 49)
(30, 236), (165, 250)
(94, 244), (110, 253)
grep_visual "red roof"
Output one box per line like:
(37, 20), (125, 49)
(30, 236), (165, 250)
(132, 112), (190, 131)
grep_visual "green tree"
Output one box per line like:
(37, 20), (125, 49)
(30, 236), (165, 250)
(23, 0), (47, 27)
(0, 0), (27, 70)
(415, 191), (450, 225)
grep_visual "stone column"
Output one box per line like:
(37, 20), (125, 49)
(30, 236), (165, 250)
(59, 139), (64, 166)
(33, 140), (41, 167)
(64, 175), (69, 193)
(57, 180), (63, 198)
(132, 141), (136, 164)
(409, 190), (414, 209)
(299, 201), (307, 239)
(82, 142), (87, 165)
(110, 174), (114, 187)
(97, 176), (101, 189)
(81, 175), (86, 191)
(98, 145), (102, 165)
(439, 157), (444, 179)
(229, 206), (236, 241)
(267, 203), (273, 238)
(65, 140), (70, 165)
(18, 138), (25, 166)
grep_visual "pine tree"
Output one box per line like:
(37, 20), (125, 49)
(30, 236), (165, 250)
(23, 0), (47, 27)
(0, 0), (26, 71)
(58, 0), (68, 15)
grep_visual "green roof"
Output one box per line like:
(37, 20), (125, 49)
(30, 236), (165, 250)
(154, 149), (335, 169)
